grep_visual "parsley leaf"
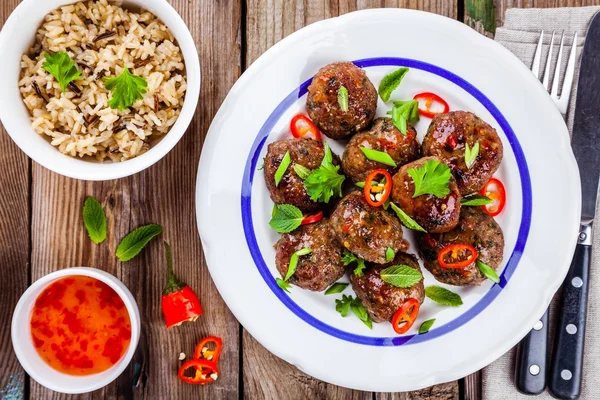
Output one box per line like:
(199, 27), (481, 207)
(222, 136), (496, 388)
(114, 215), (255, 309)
(342, 249), (366, 276)
(293, 164), (311, 180)
(385, 247), (395, 262)
(360, 147), (397, 167)
(274, 151), (291, 187)
(465, 142), (479, 169)
(477, 259), (500, 283)
(325, 282), (349, 295)
(338, 85), (349, 112)
(419, 318), (436, 334)
(378, 67), (409, 102)
(42, 51), (82, 92)
(380, 265), (422, 288)
(82, 196), (107, 244)
(269, 204), (304, 233)
(276, 278), (292, 293)
(104, 67), (148, 110)
(390, 202), (427, 232)
(304, 143), (345, 203)
(461, 194), (493, 206)
(407, 159), (452, 198)
(335, 295), (373, 329)
(116, 224), (163, 262)
(285, 248), (312, 281)
(388, 100), (420, 135)
(425, 286), (463, 307)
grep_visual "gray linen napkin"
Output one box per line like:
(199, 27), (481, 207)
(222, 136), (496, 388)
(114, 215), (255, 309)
(483, 6), (600, 400)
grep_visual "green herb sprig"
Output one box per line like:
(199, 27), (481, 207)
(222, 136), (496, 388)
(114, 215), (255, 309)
(461, 194), (493, 206)
(407, 159), (452, 198)
(380, 265), (422, 288)
(304, 143), (345, 203)
(390, 202), (427, 232)
(82, 196), (107, 244)
(342, 250), (366, 276)
(116, 224), (163, 262)
(269, 204), (304, 233)
(378, 67), (409, 102)
(104, 67), (148, 110)
(425, 286), (463, 307)
(335, 295), (373, 329)
(42, 51), (82, 92)
(388, 100), (420, 135)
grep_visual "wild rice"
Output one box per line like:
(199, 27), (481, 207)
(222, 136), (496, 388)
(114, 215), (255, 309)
(18, 0), (187, 162)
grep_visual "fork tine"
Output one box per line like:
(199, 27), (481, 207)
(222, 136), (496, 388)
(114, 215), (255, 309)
(532, 31), (544, 78)
(551, 32), (565, 98)
(560, 32), (578, 104)
(542, 31), (556, 90)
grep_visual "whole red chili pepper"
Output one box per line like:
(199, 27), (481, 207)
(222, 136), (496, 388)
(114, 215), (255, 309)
(162, 241), (203, 328)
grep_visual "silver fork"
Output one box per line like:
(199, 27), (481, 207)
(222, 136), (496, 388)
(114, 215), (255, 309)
(515, 31), (579, 395)
(531, 30), (578, 116)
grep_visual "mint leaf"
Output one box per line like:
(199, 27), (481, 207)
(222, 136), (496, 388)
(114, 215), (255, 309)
(104, 67), (148, 110)
(419, 318), (436, 334)
(351, 297), (373, 329)
(82, 196), (107, 244)
(269, 204), (303, 233)
(385, 247), (395, 262)
(465, 142), (479, 169)
(338, 85), (349, 112)
(42, 51), (82, 92)
(425, 286), (463, 307)
(378, 67), (409, 102)
(380, 265), (422, 288)
(274, 151), (291, 187)
(342, 250), (366, 277)
(477, 259), (500, 283)
(325, 282), (349, 295)
(390, 202), (427, 232)
(360, 147), (397, 167)
(407, 159), (452, 198)
(276, 277), (292, 293)
(293, 164), (311, 180)
(116, 224), (163, 262)
(304, 143), (345, 203)
(461, 194), (493, 206)
(284, 248), (312, 281)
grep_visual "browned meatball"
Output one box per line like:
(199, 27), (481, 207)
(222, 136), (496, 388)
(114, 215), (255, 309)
(274, 219), (345, 292)
(422, 111), (503, 195)
(264, 139), (338, 212)
(351, 252), (425, 323)
(417, 207), (504, 286)
(391, 157), (461, 233)
(330, 191), (404, 264)
(342, 118), (421, 182)
(306, 62), (378, 139)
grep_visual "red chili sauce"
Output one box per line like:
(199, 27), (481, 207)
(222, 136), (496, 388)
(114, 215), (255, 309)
(30, 275), (132, 375)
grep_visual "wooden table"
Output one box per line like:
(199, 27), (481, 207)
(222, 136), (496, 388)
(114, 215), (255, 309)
(1, 0), (598, 399)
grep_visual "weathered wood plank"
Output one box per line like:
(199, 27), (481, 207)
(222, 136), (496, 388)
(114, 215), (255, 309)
(24, 0), (241, 399)
(0, 3), (29, 400)
(244, 1), (458, 399)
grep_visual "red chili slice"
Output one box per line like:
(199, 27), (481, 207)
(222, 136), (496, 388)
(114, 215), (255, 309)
(391, 298), (420, 334)
(290, 114), (322, 140)
(437, 244), (478, 269)
(364, 169), (392, 207)
(301, 211), (323, 225)
(178, 359), (218, 385)
(413, 92), (450, 118)
(193, 336), (223, 364)
(480, 177), (506, 217)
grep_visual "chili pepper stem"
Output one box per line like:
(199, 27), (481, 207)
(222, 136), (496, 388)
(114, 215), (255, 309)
(163, 241), (186, 295)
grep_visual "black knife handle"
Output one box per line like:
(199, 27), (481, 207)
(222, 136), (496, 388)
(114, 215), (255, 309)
(516, 309), (549, 395)
(550, 224), (592, 400)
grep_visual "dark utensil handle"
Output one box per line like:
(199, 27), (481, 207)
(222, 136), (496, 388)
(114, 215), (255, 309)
(516, 309), (549, 395)
(550, 227), (591, 400)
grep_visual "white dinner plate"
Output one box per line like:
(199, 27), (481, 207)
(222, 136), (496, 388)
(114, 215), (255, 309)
(196, 9), (580, 392)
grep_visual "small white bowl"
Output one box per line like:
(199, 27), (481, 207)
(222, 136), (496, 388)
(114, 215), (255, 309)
(12, 267), (141, 394)
(0, 0), (201, 181)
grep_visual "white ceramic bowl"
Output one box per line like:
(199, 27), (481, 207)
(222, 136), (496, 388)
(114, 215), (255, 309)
(0, 0), (200, 181)
(11, 267), (141, 394)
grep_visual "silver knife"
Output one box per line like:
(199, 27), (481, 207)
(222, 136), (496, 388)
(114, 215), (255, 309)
(549, 11), (600, 400)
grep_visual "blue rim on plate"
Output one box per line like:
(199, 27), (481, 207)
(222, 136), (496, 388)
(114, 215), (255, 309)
(241, 57), (532, 346)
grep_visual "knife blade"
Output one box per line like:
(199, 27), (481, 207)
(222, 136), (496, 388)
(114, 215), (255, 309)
(549, 12), (600, 400)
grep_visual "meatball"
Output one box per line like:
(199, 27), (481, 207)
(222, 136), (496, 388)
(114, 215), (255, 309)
(274, 219), (345, 292)
(264, 138), (338, 212)
(342, 117), (421, 182)
(417, 207), (504, 286)
(330, 191), (404, 264)
(422, 111), (503, 195)
(351, 252), (425, 323)
(306, 62), (378, 139)
(391, 157), (461, 233)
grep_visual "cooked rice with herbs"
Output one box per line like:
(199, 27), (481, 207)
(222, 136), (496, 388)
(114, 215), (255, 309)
(18, 0), (187, 162)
